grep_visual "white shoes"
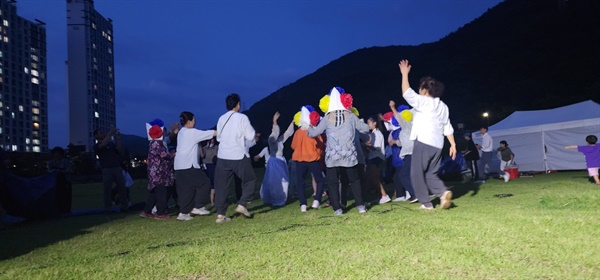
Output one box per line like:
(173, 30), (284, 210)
(504, 172), (510, 183)
(191, 207), (210, 216)
(151, 206), (157, 214)
(379, 195), (391, 204)
(176, 213), (193, 221)
(311, 200), (320, 209)
(392, 196), (407, 202)
(300, 205), (307, 212)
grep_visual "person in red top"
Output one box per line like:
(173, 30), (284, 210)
(291, 105), (325, 212)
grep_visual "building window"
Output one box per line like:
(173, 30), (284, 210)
(31, 77), (39, 84)
(11, 112), (15, 118)
(24, 67), (29, 74)
(32, 115), (38, 121)
(25, 138), (30, 144)
(94, 111), (99, 118)
(94, 98), (98, 104)
(18, 105), (23, 112)
(3, 20), (8, 27)
(33, 146), (40, 153)
(32, 100), (39, 106)
(32, 108), (39, 114)
(3, 37), (7, 43)
(25, 146), (30, 152)
(33, 139), (40, 145)
(33, 122), (40, 129)
(31, 55), (39, 62)
(31, 69), (38, 77)
(11, 145), (17, 152)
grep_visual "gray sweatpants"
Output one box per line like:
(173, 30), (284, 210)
(410, 140), (448, 208)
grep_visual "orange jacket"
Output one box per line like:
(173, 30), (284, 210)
(291, 129), (324, 162)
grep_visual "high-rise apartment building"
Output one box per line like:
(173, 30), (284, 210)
(67, 0), (115, 151)
(0, 0), (48, 153)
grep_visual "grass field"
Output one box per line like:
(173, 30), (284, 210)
(1, 171), (599, 279)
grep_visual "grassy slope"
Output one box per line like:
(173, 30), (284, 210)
(1, 171), (599, 279)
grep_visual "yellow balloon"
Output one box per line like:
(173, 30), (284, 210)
(293, 111), (302, 126)
(319, 95), (330, 113)
(400, 110), (413, 123)
(350, 107), (359, 117)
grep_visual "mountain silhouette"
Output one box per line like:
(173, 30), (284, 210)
(244, 0), (600, 137)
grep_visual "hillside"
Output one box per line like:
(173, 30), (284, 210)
(244, 0), (600, 136)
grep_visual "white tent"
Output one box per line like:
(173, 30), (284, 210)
(472, 100), (600, 172)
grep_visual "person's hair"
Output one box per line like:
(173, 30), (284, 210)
(419, 76), (445, 98)
(480, 126), (489, 131)
(500, 140), (508, 146)
(367, 115), (380, 129)
(51, 146), (65, 156)
(180, 111), (194, 126)
(226, 94), (241, 110)
(463, 132), (471, 138)
(586, 135), (598, 145)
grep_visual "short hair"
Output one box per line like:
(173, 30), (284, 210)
(226, 94), (241, 110)
(367, 115), (380, 129)
(480, 126), (489, 131)
(586, 135), (598, 145)
(180, 111), (194, 126)
(419, 76), (445, 98)
(500, 140), (508, 146)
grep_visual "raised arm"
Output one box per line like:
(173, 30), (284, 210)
(565, 145), (577, 149)
(399, 60), (411, 95)
(281, 121), (295, 143)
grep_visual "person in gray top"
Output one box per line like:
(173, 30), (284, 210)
(308, 87), (370, 215)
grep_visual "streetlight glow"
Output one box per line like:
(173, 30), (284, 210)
(482, 112), (489, 117)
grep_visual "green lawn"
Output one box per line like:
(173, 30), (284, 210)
(1, 171), (599, 279)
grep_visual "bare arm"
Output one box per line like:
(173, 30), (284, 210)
(399, 60), (411, 94)
(565, 145), (577, 149)
(446, 134), (457, 160)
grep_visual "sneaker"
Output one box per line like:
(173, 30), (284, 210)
(333, 209), (343, 216)
(235, 204), (252, 218)
(139, 211), (155, 219)
(409, 198), (419, 204)
(504, 172), (510, 183)
(176, 213), (193, 221)
(153, 214), (170, 220)
(311, 200), (320, 209)
(191, 207), (210, 216)
(151, 206), (157, 214)
(216, 214), (231, 223)
(393, 196), (407, 202)
(440, 191), (453, 209)
(379, 195), (392, 204)
(357, 205), (367, 213)
(300, 205), (307, 212)
(420, 205), (434, 210)
(405, 191), (411, 200)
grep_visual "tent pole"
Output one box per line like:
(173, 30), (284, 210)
(542, 131), (548, 172)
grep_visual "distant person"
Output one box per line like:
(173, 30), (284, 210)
(202, 137), (219, 205)
(308, 87), (370, 215)
(365, 115), (391, 204)
(476, 126), (510, 183)
(259, 112), (294, 206)
(398, 59), (455, 210)
(496, 140), (515, 170)
(388, 100), (416, 202)
(462, 132), (480, 180)
(47, 147), (72, 214)
(565, 135), (600, 185)
(140, 120), (175, 220)
(214, 94), (258, 223)
(174, 112), (216, 221)
(94, 128), (128, 213)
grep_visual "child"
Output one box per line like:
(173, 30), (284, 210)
(398, 59), (456, 210)
(566, 135), (600, 185)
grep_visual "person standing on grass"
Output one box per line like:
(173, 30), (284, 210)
(398, 59), (455, 210)
(496, 140), (515, 171)
(201, 137), (218, 205)
(308, 87), (370, 216)
(174, 112), (216, 221)
(476, 126), (510, 183)
(214, 94), (258, 223)
(140, 120), (175, 220)
(94, 128), (128, 213)
(462, 132), (480, 181)
(291, 105), (325, 212)
(566, 135), (600, 185)
(47, 147), (72, 214)
(388, 101), (417, 202)
(365, 115), (392, 204)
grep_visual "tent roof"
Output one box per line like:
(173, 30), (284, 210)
(489, 100), (600, 131)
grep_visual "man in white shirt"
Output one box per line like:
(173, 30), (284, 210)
(399, 60), (456, 210)
(213, 94), (257, 223)
(476, 127), (509, 183)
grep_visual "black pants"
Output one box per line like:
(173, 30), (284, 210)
(466, 159), (479, 180)
(394, 155), (415, 198)
(214, 157), (257, 215)
(144, 185), (168, 215)
(55, 173), (72, 214)
(326, 165), (364, 211)
(295, 161), (325, 205)
(175, 168), (211, 214)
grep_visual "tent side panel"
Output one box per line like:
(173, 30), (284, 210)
(544, 125), (600, 170)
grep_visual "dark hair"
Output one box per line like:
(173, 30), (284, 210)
(367, 115), (380, 129)
(180, 111), (194, 126)
(586, 135), (598, 145)
(463, 132), (471, 138)
(480, 126), (489, 131)
(51, 146), (65, 156)
(500, 140), (508, 146)
(226, 94), (241, 110)
(419, 76), (445, 98)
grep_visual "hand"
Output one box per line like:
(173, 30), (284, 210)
(449, 145), (457, 160)
(273, 111), (280, 122)
(253, 155), (260, 162)
(399, 60), (411, 75)
(213, 130), (218, 137)
(387, 138), (395, 146)
(389, 100), (396, 108)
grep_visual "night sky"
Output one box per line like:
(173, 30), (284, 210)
(17, 0), (502, 148)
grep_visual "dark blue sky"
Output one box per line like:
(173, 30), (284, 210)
(17, 0), (502, 147)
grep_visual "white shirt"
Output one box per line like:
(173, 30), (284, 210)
(403, 88), (454, 149)
(174, 127), (215, 170)
(480, 132), (493, 152)
(368, 129), (386, 160)
(216, 111), (256, 160)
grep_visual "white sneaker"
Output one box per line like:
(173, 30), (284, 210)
(151, 206), (157, 214)
(311, 200), (320, 209)
(176, 213), (193, 221)
(191, 207), (210, 216)
(393, 196), (407, 202)
(379, 195), (391, 204)
(504, 172), (510, 183)
(405, 191), (412, 200)
(235, 204), (252, 218)
(300, 205), (307, 212)
(215, 214), (231, 223)
(357, 205), (367, 213)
